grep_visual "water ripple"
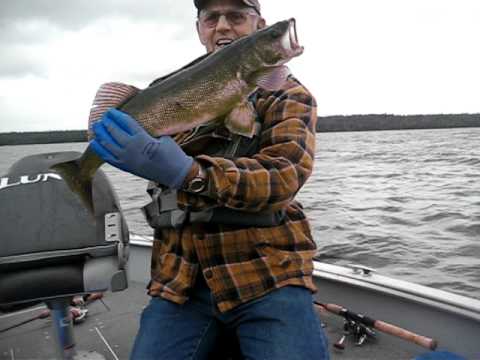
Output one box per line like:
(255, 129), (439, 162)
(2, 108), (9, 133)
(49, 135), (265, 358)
(301, 128), (480, 299)
(421, 212), (469, 222)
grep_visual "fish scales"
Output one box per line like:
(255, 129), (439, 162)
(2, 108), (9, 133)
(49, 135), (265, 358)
(121, 41), (253, 136)
(53, 19), (304, 212)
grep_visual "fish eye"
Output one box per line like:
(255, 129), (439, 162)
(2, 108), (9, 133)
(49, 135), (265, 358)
(270, 29), (282, 38)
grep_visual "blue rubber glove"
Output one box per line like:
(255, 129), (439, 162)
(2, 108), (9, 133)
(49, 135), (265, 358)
(90, 108), (193, 189)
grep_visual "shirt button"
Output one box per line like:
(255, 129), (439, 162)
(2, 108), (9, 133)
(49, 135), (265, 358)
(281, 258), (292, 268)
(204, 269), (213, 279)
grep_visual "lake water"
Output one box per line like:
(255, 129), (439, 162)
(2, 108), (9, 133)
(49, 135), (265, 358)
(1, 128), (479, 300)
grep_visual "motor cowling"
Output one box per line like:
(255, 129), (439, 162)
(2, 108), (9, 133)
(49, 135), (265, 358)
(0, 151), (129, 286)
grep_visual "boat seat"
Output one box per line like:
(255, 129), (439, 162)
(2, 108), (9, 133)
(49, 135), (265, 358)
(0, 257), (126, 305)
(0, 151), (129, 359)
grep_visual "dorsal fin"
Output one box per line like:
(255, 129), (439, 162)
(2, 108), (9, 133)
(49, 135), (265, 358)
(88, 82), (140, 140)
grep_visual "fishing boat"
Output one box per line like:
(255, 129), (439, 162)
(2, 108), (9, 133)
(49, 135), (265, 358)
(1, 152), (479, 359)
(1, 235), (479, 359)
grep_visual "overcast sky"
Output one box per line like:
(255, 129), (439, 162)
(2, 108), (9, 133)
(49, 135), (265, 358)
(0, 0), (479, 132)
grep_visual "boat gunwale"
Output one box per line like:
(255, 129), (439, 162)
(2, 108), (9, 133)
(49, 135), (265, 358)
(313, 261), (480, 322)
(130, 235), (480, 321)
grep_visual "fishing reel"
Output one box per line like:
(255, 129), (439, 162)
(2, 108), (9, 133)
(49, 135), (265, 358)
(315, 301), (438, 352)
(334, 317), (376, 350)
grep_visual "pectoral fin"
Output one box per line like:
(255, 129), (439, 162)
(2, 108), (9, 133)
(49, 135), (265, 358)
(224, 101), (257, 138)
(255, 66), (291, 91)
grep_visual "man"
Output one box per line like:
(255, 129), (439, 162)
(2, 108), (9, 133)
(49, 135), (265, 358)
(91, 0), (330, 359)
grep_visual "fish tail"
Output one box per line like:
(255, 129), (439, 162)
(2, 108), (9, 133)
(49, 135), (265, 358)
(51, 159), (94, 214)
(88, 82), (140, 140)
(49, 82), (139, 214)
(50, 147), (104, 214)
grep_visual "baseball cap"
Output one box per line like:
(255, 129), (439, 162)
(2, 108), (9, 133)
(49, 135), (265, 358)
(194, 0), (261, 15)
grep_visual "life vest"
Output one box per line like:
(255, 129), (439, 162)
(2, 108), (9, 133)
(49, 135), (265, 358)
(141, 94), (286, 229)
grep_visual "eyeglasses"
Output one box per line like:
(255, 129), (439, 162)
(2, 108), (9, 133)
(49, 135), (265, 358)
(198, 9), (258, 28)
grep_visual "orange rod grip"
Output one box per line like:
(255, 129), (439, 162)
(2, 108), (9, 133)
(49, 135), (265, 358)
(317, 302), (438, 350)
(322, 303), (343, 314)
(374, 320), (437, 350)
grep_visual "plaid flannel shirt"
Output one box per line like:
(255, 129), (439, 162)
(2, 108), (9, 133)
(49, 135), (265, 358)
(148, 75), (318, 312)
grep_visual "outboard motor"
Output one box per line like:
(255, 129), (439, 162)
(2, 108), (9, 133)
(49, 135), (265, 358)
(0, 151), (129, 359)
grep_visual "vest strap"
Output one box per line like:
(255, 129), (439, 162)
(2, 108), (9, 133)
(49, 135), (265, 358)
(142, 91), (284, 229)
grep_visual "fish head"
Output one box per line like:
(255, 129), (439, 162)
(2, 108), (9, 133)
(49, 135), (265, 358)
(250, 18), (304, 68)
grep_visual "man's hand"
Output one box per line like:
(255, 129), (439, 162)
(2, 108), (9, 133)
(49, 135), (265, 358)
(90, 108), (193, 189)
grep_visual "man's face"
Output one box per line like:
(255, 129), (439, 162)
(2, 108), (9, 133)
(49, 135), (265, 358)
(196, 0), (266, 53)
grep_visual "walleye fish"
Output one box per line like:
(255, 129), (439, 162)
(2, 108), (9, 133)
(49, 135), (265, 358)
(53, 18), (304, 212)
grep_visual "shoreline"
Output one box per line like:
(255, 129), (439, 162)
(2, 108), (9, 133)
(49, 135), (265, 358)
(1, 113), (479, 146)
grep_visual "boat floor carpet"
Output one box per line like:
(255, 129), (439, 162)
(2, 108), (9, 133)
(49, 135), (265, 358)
(0, 281), (420, 359)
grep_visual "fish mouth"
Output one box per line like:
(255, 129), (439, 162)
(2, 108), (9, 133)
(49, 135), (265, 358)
(283, 18), (304, 57)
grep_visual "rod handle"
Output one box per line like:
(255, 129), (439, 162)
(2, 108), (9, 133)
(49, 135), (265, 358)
(316, 302), (438, 350)
(374, 320), (437, 350)
(321, 303), (342, 314)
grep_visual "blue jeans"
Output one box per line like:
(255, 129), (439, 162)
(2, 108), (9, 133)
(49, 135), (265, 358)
(130, 276), (330, 360)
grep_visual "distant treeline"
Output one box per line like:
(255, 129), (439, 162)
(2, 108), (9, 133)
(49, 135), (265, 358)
(1, 114), (479, 145)
(316, 113), (480, 132)
(0, 130), (87, 146)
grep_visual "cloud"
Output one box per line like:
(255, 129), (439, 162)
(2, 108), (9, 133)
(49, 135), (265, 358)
(0, 1), (205, 133)
(0, 20), (60, 78)
(0, 50), (48, 78)
(0, 19), (62, 78)
(0, 0), (195, 30)
(0, 0), (199, 81)
(2, 0), (480, 133)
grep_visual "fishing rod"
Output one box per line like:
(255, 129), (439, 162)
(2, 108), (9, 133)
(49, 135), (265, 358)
(314, 301), (438, 351)
(0, 308), (51, 334)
